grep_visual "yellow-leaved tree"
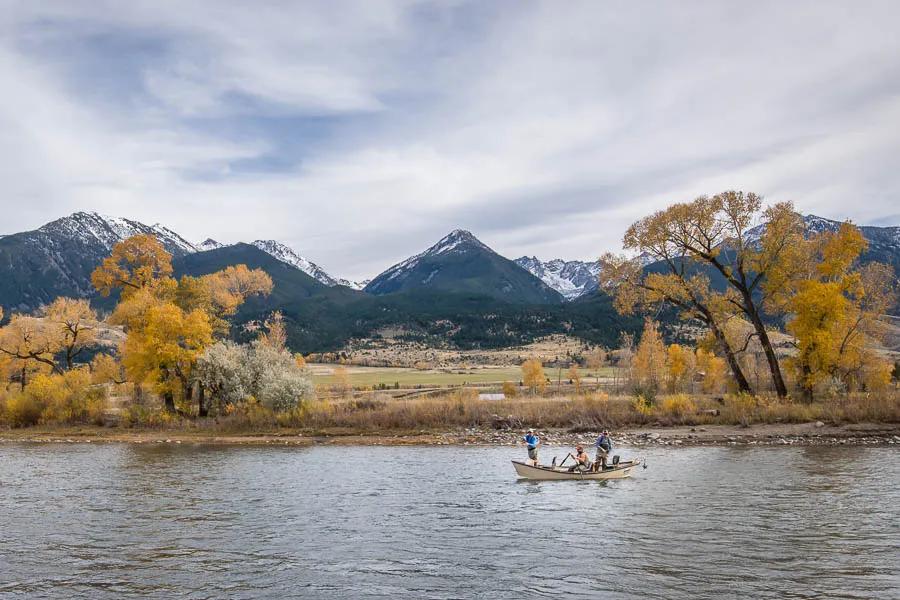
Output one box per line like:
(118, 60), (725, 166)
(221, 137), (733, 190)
(41, 297), (98, 370)
(0, 314), (60, 387)
(666, 344), (695, 393)
(121, 303), (212, 412)
(521, 359), (546, 395)
(93, 235), (273, 413)
(695, 348), (727, 393)
(768, 223), (897, 398)
(91, 234), (174, 298)
(631, 319), (667, 400)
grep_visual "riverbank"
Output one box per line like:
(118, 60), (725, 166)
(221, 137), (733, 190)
(2, 421), (898, 447)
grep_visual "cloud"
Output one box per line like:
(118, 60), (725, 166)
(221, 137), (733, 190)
(0, 1), (898, 280)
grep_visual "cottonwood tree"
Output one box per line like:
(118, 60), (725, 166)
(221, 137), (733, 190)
(0, 315), (61, 387)
(41, 298), (98, 370)
(121, 303), (213, 412)
(600, 251), (753, 394)
(91, 234), (174, 298)
(259, 311), (288, 350)
(767, 223), (897, 398)
(660, 193), (804, 396)
(631, 319), (667, 399)
(93, 235), (273, 413)
(605, 192), (807, 396)
(521, 359), (546, 395)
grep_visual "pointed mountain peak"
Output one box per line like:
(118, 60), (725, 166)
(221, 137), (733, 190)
(199, 238), (225, 251)
(424, 229), (489, 257)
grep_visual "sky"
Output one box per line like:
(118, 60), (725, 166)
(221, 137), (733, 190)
(1, 1), (899, 281)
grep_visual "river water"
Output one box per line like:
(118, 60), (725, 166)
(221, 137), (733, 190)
(0, 443), (897, 599)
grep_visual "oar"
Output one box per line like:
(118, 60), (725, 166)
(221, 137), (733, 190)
(558, 453), (572, 468)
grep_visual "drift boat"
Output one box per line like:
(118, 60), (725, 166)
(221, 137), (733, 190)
(512, 458), (643, 481)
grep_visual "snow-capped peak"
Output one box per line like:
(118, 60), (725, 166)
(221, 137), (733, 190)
(39, 211), (199, 255)
(378, 229), (489, 283)
(515, 256), (601, 300)
(198, 238), (225, 251)
(251, 240), (341, 287)
(337, 278), (370, 290)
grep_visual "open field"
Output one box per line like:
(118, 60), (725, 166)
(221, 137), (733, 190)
(308, 363), (618, 388)
(318, 334), (601, 368)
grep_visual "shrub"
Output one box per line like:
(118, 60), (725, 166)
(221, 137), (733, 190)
(502, 381), (518, 398)
(632, 394), (653, 417)
(34, 370), (106, 425)
(660, 393), (696, 418)
(196, 341), (314, 414)
(1, 369), (106, 427)
(4, 391), (44, 427)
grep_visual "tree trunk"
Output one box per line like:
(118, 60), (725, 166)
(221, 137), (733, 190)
(692, 300), (753, 395)
(743, 296), (788, 397)
(708, 322), (752, 394)
(163, 392), (176, 413)
(21, 366), (27, 390)
(198, 383), (207, 417)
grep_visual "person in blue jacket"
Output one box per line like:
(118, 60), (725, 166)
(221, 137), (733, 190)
(523, 428), (540, 466)
(594, 430), (613, 471)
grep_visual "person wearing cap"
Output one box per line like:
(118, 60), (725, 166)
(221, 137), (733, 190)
(594, 430), (613, 471)
(523, 429), (540, 466)
(567, 445), (591, 473)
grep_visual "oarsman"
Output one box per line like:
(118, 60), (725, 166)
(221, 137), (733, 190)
(567, 445), (591, 473)
(523, 428), (540, 466)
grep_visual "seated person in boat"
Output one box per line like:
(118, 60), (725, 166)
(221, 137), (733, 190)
(594, 430), (613, 471)
(523, 429), (540, 466)
(567, 445), (591, 472)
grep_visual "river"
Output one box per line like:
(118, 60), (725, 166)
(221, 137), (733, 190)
(0, 443), (897, 599)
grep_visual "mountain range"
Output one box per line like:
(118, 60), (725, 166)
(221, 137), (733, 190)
(0, 211), (896, 351)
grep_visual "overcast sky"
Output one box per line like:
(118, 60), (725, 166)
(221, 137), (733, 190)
(1, 1), (899, 280)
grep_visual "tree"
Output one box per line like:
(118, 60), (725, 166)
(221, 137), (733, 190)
(0, 315), (61, 386)
(631, 319), (667, 399)
(567, 364), (582, 393)
(259, 311), (288, 350)
(601, 210), (754, 394)
(41, 298), (98, 370)
(696, 349), (727, 393)
(654, 193), (801, 396)
(770, 224), (897, 398)
(91, 234), (173, 298)
(332, 366), (351, 397)
(121, 304), (212, 412)
(90, 354), (126, 385)
(666, 344), (695, 392)
(176, 266), (272, 334)
(521, 359), (546, 395)
(95, 236), (273, 414)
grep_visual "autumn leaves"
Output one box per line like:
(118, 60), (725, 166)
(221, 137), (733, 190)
(601, 191), (897, 400)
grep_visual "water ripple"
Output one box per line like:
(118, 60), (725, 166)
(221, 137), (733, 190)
(0, 444), (898, 598)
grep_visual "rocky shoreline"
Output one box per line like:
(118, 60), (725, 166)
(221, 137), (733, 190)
(1, 422), (899, 447)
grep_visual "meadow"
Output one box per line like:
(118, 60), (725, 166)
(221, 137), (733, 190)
(308, 363), (617, 388)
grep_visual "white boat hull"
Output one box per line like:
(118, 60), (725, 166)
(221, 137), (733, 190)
(512, 459), (641, 481)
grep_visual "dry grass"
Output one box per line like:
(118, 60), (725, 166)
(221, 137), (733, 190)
(4, 385), (899, 433)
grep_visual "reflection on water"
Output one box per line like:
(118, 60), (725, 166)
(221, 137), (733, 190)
(0, 444), (897, 599)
